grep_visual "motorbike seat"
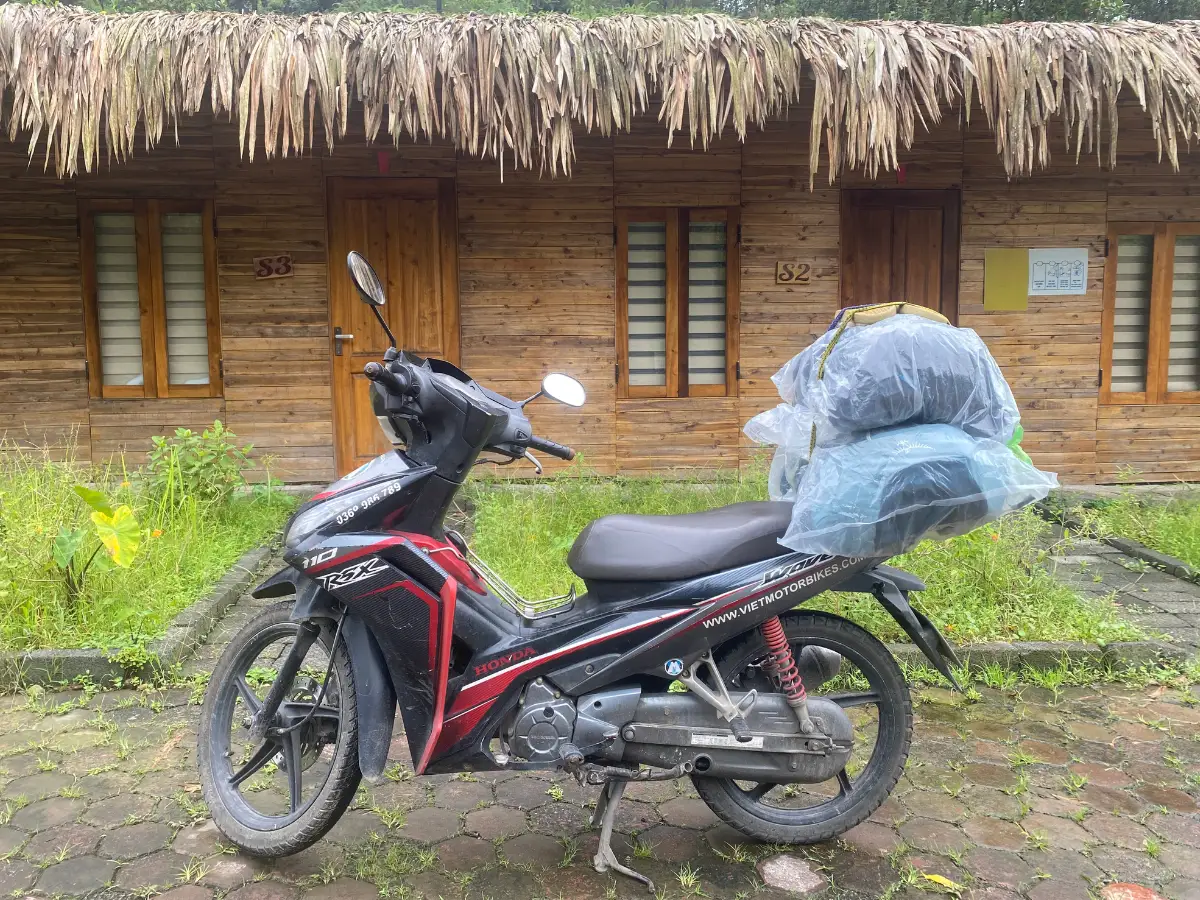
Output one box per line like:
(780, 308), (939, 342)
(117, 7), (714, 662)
(567, 501), (794, 583)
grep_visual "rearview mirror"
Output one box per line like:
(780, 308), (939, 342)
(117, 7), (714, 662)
(347, 251), (386, 307)
(542, 373), (586, 408)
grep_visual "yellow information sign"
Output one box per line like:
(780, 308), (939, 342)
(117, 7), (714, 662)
(984, 248), (1030, 311)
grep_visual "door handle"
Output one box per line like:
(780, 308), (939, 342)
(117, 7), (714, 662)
(334, 327), (354, 356)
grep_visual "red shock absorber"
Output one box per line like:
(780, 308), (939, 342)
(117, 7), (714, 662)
(760, 615), (815, 733)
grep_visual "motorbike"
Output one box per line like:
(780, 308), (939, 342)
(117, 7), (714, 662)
(198, 251), (962, 892)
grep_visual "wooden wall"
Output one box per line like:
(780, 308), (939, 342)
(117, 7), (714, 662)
(2, 98), (1199, 484)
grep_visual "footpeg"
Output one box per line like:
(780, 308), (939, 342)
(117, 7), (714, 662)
(592, 778), (655, 893)
(729, 715), (753, 743)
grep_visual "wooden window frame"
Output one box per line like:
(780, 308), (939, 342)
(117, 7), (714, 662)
(81, 199), (222, 400)
(1101, 222), (1200, 406)
(616, 206), (739, 400)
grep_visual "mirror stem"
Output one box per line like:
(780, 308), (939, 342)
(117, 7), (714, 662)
(372, 305), (397, 349)
(519, 390), (544, 408)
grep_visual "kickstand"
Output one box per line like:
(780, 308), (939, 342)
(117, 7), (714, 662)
(591, 778), (655, 893)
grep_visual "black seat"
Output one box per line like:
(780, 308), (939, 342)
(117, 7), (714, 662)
(567, 501), (794, 583)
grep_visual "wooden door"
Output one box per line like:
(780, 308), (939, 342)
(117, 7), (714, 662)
(840, 189), (961, 323)
(328, 178), (460, 475)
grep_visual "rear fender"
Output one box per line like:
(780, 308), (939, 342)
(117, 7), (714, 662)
(269, 572), (398, 784)
(838, 566), (962, 689)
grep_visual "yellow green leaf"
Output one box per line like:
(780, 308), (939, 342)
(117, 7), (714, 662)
(922, 873), (964, 894)
(90, 505), (141, 569)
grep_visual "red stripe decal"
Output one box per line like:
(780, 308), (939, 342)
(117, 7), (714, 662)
(448, 609), (689, 717)
(416, 575), (458, 775)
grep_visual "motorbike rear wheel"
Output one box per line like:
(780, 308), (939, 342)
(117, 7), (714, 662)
(693, 610), (912, 844)
(198, 601), (361, 857)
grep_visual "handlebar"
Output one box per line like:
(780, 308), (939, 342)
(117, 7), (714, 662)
(366, 358), (576, 466)
(364, 361), (410, 396)
(527, 435), (576, 461)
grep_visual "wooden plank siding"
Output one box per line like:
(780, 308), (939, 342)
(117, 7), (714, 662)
(2, 97), (1200, 483)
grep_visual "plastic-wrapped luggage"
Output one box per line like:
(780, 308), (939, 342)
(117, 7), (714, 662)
(772, 311), (1020, 445)
(747, 303), (1058, 558)
(779, 424), (1058, 557)
(743, 403), (813, 501)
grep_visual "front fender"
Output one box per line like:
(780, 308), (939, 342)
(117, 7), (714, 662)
(269, 571), (398, 784)
(252, 567), (299, 599)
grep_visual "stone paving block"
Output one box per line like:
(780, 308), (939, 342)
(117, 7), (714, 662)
(528, 800), (591, 835)
(1148, 813), (1200, 848)
(0, 826), (26, 856)
(0, 859), (37, 894)
(99, 821), (175, 860)
(628, 824), (705, 864)
(963, 848), (1035, 891)
(657, 796), (718, 830)
(301, 879), (379, 900)
(963, 816), (1028, 851)
(1085, 812), (1155, 850)
(432, 780), (493, 811)
(396, 806), (462, 844)
(172, 819), (223, 857)
(198, 854), (273, 889)
(500, 833), (563, 869)
(898, 817), (969, 853)
(436, 834), (496, 870)
(157, 886), (216, 900)
(1164, 879), (1200, 900)
(494, 774), (552, 810)
(23, 822), (102, 859)
(36, 855), (118, 895)
(227, 881), (301, 900)
(11, 796), (86, 831)
(465, 805), (524, 841)
(115, 850), (192, 891)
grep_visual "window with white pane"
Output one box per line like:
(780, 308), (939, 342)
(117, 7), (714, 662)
(1103, 223), (1200, 404)
(618, 208), (737, 398)
(83, 201), (220, 399)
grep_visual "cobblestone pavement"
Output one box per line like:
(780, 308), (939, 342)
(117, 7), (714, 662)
(1049, 535), (1200, 651)
(1, 591), (1198, 900)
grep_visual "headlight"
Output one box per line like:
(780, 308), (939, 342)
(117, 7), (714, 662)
(285, 481), (395, 547)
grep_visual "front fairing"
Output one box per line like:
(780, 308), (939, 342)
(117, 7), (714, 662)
(283, 452), (438, 555)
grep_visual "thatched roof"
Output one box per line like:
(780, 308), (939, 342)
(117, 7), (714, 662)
(2, 4), (1200, 181)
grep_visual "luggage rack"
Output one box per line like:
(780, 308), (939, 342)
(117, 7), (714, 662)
(445, 530), (576, 620)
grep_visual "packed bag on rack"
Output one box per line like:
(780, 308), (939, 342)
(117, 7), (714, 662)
(779, 424), (1059, 558)
(744, 403), (813, 502)
(772, 309), (1020, 445)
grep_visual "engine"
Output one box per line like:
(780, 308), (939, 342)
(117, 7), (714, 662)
(505, 679), (578, 763)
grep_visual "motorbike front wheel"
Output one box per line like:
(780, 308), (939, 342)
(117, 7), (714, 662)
(694, 610), (913, 844)
(198, 601), (361, 856)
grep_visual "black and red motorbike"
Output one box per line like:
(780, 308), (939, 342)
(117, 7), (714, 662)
(198, 252), (961, 891)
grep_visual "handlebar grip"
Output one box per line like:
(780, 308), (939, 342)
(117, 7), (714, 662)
(364, 361), (409, 395)
(528, 435), (576, 461)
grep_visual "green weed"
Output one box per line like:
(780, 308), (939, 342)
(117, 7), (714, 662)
(0, 436), (295, 653)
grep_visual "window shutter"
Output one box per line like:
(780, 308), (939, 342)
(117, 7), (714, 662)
(687, 220), (727, 387)
(93, 213), (144, 387)
(1111, 233), (1154, 393)
(160, 212), (211, 385)
(626, 222), (668, 387)
(1168, 234), (1200, 393)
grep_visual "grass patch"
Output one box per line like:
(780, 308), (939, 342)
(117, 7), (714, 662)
(1069, 487), (1200, 570)
(0, 435), (295, 652)
(468, 468), (1138, 645)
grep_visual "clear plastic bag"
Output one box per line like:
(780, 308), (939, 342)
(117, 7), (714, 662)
(772, 315), (1020, 445)
(779, 424), (1059, 558)
(744, 403), (813, 501)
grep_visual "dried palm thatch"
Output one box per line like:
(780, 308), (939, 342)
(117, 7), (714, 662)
(2, 4), (1200, 182)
